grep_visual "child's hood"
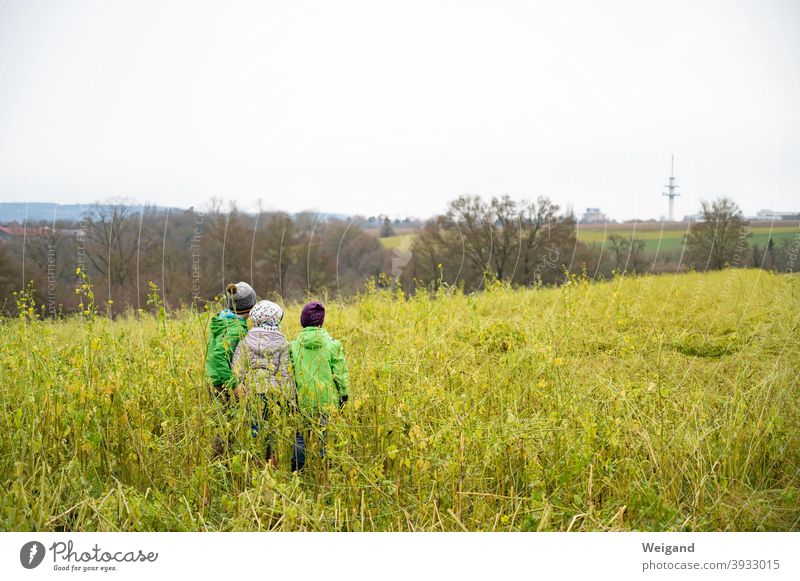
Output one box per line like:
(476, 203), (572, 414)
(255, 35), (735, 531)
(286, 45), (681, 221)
(244, 327), (288, 355)
(294, 326), (329, 350)
(209, 311), (247, 334)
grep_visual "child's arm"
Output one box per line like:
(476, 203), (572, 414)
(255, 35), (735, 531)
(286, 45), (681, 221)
(279, 344), (297, 411)
(231, 341), (243, 372)
(331, 341), (350, 408)
(231, 341), (247, 382)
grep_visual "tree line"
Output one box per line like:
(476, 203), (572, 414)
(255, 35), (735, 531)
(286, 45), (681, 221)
(0, 202), (390, 315)
(0, 195), (796, 316)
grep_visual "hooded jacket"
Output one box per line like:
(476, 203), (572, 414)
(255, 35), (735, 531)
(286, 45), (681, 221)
(290, 326), (350, 415)
(205, 310), (249, 389)
(231, 327), (296, 401)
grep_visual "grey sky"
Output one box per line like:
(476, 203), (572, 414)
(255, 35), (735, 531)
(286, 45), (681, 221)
(0, 0), (798, 220)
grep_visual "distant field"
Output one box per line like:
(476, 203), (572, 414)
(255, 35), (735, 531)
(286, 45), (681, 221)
(378, 223), (799, 253)
(379, 233), (414, 249)
(578, 223), (799, 253)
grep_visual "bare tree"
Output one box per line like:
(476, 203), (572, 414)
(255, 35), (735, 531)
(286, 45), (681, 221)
(447, 195), (495, 278)
(490, 195), (522, 281)
(411, 194), (578, 290)
(379, 216), (395, 238)
(83, 202), (152, 300)
(251, 211), (296, 300)
(203, 202), (253, 296)
(686, 197), (750, 270)
(322, 221), (388, 296)
(607, 234), (647, 272)
(517, 197), (576, 285)
(0, 245), (21, 312)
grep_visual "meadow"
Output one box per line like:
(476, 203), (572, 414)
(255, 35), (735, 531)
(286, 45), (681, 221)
(379, 223), (800, 253)
(576, 223), (799, 253)
(1, 269), (798, 531)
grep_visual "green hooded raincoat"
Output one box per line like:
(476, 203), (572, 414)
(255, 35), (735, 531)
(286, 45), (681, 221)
(290, 326), (350, 415)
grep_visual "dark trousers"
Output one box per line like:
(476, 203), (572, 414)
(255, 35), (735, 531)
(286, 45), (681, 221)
(291, 432), (305, 472)
(250, 394), (275, 459)
(291, 415), (328, 472)
(252, 395), (311, 468)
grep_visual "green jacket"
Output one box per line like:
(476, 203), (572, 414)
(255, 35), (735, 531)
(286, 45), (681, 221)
(290, 327), (350, 415)
(205, 310), (249, 388)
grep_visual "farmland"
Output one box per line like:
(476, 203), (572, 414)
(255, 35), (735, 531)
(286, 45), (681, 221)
(379, 222), (800, 254)
(1, 269), (798, 531)
(576, 222), (799, 253)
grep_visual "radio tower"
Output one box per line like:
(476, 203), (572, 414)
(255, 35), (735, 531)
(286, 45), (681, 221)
(662, 155), (680, 222)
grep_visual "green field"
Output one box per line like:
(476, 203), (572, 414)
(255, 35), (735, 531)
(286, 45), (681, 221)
(378, 233), (414, 250)
(380, 224), (800, 254)
(1, 270), (798, 531)
(577, 224), (799, 253)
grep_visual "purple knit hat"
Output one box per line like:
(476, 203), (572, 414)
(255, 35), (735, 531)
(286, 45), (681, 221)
(300, 301), (325, 328)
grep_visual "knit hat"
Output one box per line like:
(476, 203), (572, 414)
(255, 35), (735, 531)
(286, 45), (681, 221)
(300, 301), (325, 327)
(225, 282), (256, 313)
(249, 300), (283, 330)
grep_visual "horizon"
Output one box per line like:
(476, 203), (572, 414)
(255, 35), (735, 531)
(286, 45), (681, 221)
(1, 195), (798, 225)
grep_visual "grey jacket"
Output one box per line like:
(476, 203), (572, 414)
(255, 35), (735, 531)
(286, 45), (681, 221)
(231, 327), (296, 401)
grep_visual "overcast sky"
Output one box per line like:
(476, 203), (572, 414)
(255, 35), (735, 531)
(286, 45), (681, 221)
(0, 0), (798, 220)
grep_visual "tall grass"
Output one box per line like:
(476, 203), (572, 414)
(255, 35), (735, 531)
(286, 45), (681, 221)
(1, 269), (798, 531)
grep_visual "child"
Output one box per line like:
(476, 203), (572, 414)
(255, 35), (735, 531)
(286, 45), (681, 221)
(231, 300), (296, 467)
(205, 282), (256, 455)
(289, 301), (350, 471)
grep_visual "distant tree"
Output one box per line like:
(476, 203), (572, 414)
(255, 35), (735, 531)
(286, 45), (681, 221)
(516, 197), (577, 285)
(410, 194), (578, 290)
(686, 197), (750, 270)
(203, 202), (254, 297)
(83, 202), (154, 301)
(322, 221), (388, 296)
(379, 216), (395, 238)
(774, 237), (800, 273)
(628, 239), (648, 272)
(607, 235), (647, 272)
(255, 211), (296, 298)
(751, 244), (762, 269)
(766, 237), (777, 270)
(0, 245), (21, 312)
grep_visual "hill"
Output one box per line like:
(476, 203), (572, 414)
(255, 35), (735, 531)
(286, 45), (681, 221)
(0, 202), (173, 223)
(0, 269), (797, 531)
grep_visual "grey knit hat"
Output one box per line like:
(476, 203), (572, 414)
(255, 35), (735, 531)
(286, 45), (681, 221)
(225, 282), (256, 313)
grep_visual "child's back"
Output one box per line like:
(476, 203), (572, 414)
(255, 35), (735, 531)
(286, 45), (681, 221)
(232, 299), (295, 399)
(231, 300), (295, 466)
(205, 309), (249, 390)
(205, 282), (256, 458)
(290, 302), (349, 416)
(233, 326), (295, 400)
